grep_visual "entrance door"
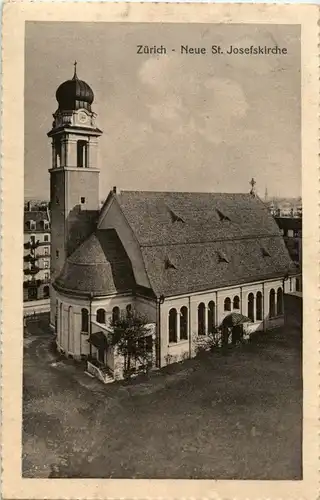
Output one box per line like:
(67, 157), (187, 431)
(232, 325), (243, 344)
(98, 347), (105, 364)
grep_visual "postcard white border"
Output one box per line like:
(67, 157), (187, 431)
(2, 2), (319, 499)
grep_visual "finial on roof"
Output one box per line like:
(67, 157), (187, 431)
(73, 60), (78, 80)
(250, 177), (256, 196)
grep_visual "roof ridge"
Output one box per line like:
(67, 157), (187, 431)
(140, 233), (282, 248)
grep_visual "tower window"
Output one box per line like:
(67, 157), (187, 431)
(77, 140), (88, 168)
(81, 197), (86, 204)
(55, 140), (62, 168)
(56, 250), (59, 258)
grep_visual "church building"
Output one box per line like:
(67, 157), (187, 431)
(48, 67), (300, 381)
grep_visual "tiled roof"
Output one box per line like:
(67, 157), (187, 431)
(55, 229), (135, 296)
(115, 191), (297, 297)
(24, 211), (50, 233)
(56, 190), (298, 299)
(115, 191), (281, 246)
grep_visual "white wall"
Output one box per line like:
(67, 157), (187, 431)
(55, 290), (156, 360)
(98, 197), (151, 289)
(159, 278), (286, 367)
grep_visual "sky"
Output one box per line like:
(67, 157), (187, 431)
(25, 22), (301, 200)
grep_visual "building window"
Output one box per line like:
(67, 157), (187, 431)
(59, 303), (63, 344)
(28, 287), (38, 300)
(81, 308), (89, 333)
(56, 250), (59, 258)
(207, 301), (215, 333)
(30, 221), (36, 230)
(44, 234), (49, 242)
(68, 306), (74, 353)
(96, 308), (106, 324)
(168, 308), (178, 343)
(198, 302), (206, 335)
(55, 300), (58, 332)
(256, 292), (263, 321)
(224, 297), (231, 312)
(81, 197), (86, 204)
(55, 139), (62, 168)
(233, 296), (240, 310)
(180, 306), (188, 340)
(112, 306), (120, 323)
(44, 272), (49, 280)
(269, 289), (276, 318)
(277, 288), (283, 316)
(44, 247), (49, 255)
(77, 140), (88, 168)
(126, 304), (132, 317)
(247, 293), (255, 322)
(43, 260), (49, 268)
(43, 285), (50, 298)
(43, 221), (49, 230)
(295, 277), (301, 292)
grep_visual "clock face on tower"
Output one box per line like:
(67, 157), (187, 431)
(78, 111), (88, 124)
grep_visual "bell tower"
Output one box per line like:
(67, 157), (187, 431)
(48, 63), (102, 326)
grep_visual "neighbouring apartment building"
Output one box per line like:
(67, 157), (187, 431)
(274, 216), (302, 291)
(24, 210), (51, 301)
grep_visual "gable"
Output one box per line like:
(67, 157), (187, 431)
(97, 194), (151, 290)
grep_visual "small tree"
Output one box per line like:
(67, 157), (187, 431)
(108, 309), (153, 379)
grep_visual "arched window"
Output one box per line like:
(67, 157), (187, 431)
(247, 293), (254, 322)
(77, 140), (88, 168)
(277, 288), (283, 316)
(126, 304), (132, 317)
(59, 303), (63, 344)
(208, 301), (215, 333)
(96, 308), (106, 324)
(233, 296), (240, 310)
(198, 302), (206, 335)
(43, 285), (50, 298)
(112, 306), (120, 323)
(180, 306), (188, 340)
(256, 292), (263, 321)
(68, 306), (73, 352)
(169, 308), (178, 343)
(269, 289), (276, 318)
(55, 300), (58, 332)
(81, 308), (89, 333)
(224, 297), (231, 312)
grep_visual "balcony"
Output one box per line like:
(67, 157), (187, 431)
(24, 254), (38, 264)
(23, 277), (50, 288)
(24, 266), (40, 276)
(24, 239), (40, 250)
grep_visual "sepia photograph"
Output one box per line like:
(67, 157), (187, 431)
(1, 3), (319, 499)
(22, 20), (303, 480)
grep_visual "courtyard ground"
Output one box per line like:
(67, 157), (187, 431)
(23, 314), (302, 479)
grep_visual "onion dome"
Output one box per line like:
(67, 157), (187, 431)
(56, 62), (94, 112)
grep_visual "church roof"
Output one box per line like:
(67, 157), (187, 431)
(54, 229), (135, 296)
(56, 190), (298, 299)
(113, 191), (298, 297)
(115, 191), (281, 246)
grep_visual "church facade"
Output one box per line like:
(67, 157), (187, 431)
(48, 68), (301, 381)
